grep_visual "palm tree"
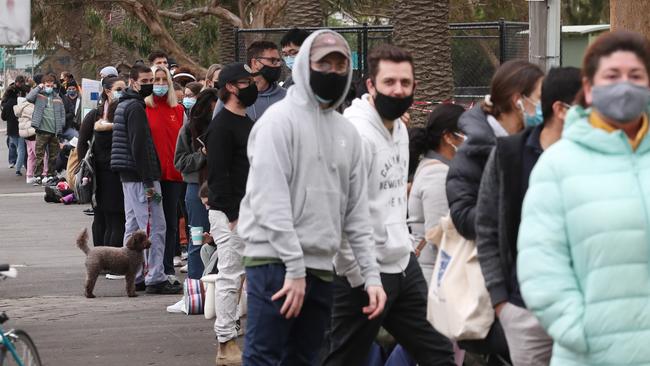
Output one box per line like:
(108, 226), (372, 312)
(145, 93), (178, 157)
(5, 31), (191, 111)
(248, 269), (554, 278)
(285, 0), (323, 27)
(393, 0), (453, 103)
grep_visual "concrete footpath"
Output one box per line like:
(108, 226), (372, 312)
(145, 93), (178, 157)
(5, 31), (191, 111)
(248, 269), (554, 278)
(0, 126), (221, 365)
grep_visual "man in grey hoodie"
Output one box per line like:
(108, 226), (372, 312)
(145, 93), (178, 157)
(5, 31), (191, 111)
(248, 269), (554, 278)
(212, 41), (287, 122)
(325, 45), (455, 365)
(237, 30), (386, 365)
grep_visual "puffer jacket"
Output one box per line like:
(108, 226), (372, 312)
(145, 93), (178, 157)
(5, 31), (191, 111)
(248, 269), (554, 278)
(518, 106), (650, 365)
(26, 86), (65, 134)
(446, 105), (498, 240)
(14, 100), (35, 138)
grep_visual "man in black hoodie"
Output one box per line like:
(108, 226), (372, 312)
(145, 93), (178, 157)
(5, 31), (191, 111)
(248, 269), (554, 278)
(111, 63), (181, 295)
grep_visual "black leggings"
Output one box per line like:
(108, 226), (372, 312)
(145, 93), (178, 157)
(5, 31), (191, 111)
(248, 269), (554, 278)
(92, 210), (125, 247)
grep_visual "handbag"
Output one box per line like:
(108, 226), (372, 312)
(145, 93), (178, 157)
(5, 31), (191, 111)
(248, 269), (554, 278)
(425, 214), (494, 341)
(74, 137), (96, 205)
(183, 278), (206, 315)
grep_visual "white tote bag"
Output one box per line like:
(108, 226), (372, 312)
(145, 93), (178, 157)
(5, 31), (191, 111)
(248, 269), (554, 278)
(425, 214), (494, 341)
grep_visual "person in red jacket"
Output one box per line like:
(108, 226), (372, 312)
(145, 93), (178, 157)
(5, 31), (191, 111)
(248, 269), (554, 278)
(145, 65), (186, 283)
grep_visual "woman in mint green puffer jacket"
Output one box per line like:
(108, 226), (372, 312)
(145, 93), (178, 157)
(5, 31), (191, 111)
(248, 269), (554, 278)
(518, 30), (650, 366)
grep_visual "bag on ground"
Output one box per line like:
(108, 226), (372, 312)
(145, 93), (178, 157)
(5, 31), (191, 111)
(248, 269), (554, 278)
(425, 214), (494, 341)
(183, 278), (205, 315)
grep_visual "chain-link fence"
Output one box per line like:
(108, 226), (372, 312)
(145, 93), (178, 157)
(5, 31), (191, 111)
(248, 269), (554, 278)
(235, 21), (529, 104)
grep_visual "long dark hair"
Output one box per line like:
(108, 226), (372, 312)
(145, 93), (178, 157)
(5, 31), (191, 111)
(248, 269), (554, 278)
(408, 103), (465, 176)
(190, 88), (220, 150)
(100, 76), (124, 105)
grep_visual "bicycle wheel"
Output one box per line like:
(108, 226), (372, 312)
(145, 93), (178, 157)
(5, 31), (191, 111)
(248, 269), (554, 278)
(2, 329), (42, 366)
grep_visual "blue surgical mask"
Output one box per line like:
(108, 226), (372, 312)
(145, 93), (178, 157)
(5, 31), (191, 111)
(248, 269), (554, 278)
(182, 97), (196, 110)
(518, 98), (543, 127)
(284, 56), (296, 70)
(112, 90), (123, 100)
(67, 90), (78, 98)
(44, 87), (53, 95)
(152, 85), (169, 97)
(525, 102), (544, 127)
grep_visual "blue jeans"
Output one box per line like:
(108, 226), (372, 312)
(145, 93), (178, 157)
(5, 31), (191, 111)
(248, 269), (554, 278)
(243, 264), (333, 366)
(7, 136), (26, 172)
(184, 183), (209, 279)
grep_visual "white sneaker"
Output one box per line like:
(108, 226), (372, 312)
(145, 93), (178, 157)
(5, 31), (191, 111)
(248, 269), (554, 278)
(106, 274), (126, 280)
(180, 264), (188, 273)
(173, 256), (182, 267)
(41, 176), (51, 184)
(8, 163), (15, 169)
(26, 177), (36, 184)
(166, 298), (185, 313)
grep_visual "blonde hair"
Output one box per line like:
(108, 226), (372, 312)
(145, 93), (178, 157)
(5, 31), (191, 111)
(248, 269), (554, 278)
(145, 65), (178, 108)
(206, 63), (223, 81)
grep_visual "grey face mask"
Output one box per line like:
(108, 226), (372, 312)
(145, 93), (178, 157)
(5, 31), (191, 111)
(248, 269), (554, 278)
(592, 81), (650, 123)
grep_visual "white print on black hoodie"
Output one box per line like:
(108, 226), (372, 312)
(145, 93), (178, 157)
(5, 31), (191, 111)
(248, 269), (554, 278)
(335, 94), (412, 287)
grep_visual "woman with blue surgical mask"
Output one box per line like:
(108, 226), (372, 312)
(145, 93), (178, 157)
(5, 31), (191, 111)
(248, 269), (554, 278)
(77, 76), (127, 254)
(145, 65), (187, 282)
(517, 31), (650, 365)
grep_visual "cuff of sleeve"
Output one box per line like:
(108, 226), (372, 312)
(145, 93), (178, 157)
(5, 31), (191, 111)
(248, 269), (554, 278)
(284, 257), (306, 279)
(363, 273), (382, 290)
(489, 284), (509, 308)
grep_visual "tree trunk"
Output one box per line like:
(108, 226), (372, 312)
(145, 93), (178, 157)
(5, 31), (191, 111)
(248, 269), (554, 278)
(393, 0), (453, 104)
(284, 0), (323, 27)
(611, 1), (650, 36)
(219, 20), (238, 63)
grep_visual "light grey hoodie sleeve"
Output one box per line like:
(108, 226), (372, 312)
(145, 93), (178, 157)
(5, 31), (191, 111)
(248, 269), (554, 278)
(246, 119), (305, 279)
(339, 132), (382, 288)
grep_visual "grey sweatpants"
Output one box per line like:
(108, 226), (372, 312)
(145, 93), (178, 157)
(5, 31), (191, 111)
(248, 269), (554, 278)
(122, 181), (167, 286)
(498, 302), (553, 366)
(209, 209), (244, 343)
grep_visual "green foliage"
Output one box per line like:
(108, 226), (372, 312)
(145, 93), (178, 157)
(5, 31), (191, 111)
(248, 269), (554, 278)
(563, 0), (609, 25)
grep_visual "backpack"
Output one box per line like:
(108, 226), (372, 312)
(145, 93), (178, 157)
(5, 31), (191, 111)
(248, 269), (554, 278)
(74, 137), (96, 205)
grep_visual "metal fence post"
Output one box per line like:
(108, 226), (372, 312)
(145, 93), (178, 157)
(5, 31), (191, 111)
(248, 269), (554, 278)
(362, 23), (369, 78)
(498, 18), (507, 64)
(234, 27), (240, 62)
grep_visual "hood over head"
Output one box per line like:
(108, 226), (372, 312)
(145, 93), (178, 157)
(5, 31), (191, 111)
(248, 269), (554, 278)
(289, 29), (353, 111)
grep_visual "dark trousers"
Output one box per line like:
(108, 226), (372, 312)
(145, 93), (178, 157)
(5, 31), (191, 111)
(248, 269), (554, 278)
(34, 132), (59, 177)
(184, 183), (208, 279)
(160, 180), (183, 275)
(243, 264), (332, 366)
(92, 210), (125, 247)
(323, 254), (455, 366)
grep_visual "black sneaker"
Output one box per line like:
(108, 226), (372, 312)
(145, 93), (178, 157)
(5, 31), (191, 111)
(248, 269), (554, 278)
(145, 280), (182, 294)
(135, 282), (146, 292)
(15, 171), (22, 176)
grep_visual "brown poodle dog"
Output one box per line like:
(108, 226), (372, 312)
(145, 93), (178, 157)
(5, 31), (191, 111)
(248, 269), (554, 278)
(76, 229), (151, 298)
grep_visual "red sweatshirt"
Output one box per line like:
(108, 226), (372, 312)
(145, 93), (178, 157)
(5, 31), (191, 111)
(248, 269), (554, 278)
(146, 96), (184, 182)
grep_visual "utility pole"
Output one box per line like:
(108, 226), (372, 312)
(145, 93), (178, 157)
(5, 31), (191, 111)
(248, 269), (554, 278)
(528, 0), (561, 71)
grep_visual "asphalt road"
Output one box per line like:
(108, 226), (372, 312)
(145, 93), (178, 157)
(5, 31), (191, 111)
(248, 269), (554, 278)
(0, 125), (221, 365)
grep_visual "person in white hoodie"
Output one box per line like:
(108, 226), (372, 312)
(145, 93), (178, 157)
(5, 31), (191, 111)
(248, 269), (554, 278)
(325, 44), (455, 366)
(237, 30), (386, 365)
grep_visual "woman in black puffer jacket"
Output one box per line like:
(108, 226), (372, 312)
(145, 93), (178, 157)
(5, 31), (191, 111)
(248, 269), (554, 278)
(78, 76), (128, 247)
(445, 60), (544, 362)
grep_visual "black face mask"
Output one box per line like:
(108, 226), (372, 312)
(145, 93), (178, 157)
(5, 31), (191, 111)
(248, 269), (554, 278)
(310, 70), (347, 104)
(237, 84), (258, 107)
(260, 65), (282, 84)
(373, 90), (414, 121)
(139, 83), (153, 98)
